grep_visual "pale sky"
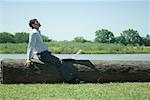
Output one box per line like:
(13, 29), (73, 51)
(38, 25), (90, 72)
(0, 0), (149, 41)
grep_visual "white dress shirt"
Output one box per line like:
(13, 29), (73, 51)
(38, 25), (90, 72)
(27, 29), (48, 60)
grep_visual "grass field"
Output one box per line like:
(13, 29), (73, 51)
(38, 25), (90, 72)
(0, 42), (150, 54)
(0, 83), (150, 100)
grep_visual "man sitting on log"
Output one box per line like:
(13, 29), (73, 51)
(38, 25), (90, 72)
(25, 19), (79, 83)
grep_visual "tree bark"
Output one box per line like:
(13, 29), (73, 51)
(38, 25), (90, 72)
(1, 59), (150, 83)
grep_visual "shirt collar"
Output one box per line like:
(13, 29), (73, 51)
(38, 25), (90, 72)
(32, 29), (40, 33)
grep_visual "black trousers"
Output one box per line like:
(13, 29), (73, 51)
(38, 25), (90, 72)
(37, 51), (77, 82)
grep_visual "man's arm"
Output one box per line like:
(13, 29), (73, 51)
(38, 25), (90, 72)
(27, 33), (37, 61)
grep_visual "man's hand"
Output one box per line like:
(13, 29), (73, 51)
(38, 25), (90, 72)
(25, 60), (33, 67)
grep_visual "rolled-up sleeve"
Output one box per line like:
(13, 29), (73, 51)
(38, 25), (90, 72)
(27, 33), (37, 60)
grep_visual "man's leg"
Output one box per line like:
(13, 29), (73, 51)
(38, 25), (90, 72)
(38, 51), (61, 67)
(37, 51), (78, 83)
(60, 61), (78, 82)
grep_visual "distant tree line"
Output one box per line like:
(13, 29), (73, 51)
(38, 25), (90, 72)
(0, 29), (149, 46)
(0, 32), (51, 43)
(72, 29), (150, 46)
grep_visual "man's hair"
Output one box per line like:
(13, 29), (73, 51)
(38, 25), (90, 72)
(29, 19), (37, 29)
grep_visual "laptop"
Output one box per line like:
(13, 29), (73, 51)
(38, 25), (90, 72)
(62, 49), (82, 62)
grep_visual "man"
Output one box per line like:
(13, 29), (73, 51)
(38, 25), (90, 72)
(25, 19), (78, 83)
(25, 19), (60, 67)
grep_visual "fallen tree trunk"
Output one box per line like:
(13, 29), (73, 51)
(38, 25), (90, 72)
(1, 59), (150, 83)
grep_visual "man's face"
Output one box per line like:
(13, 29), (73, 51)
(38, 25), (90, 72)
(32, 20), (41, 29)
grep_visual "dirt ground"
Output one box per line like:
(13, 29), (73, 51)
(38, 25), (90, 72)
(1, 59), (150, 83)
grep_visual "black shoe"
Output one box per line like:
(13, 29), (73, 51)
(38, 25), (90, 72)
(68, 77), (81, 84)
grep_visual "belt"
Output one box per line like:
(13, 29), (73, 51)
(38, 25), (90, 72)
(37, 50), (48, 55)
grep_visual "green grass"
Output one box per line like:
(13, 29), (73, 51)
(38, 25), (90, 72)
(0, 43), (27, 54)
(0, 83), (150, 100)
(0, 42), (150, 54)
